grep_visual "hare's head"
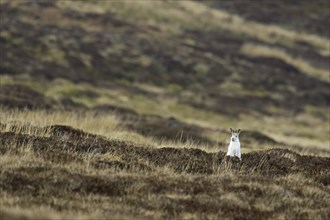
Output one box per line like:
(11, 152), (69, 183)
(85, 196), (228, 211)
(230, 128), (241, 142)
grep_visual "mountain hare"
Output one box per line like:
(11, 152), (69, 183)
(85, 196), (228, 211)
(226, 128), (241, 160)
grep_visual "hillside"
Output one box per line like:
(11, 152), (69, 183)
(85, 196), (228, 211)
(1, 0), (329, 153)
(0, 0), (329, 219)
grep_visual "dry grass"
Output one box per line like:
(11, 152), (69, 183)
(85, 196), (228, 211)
(0, 108), (155, 147)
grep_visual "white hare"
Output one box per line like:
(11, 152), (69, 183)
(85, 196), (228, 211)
(226, 128), (241, 160)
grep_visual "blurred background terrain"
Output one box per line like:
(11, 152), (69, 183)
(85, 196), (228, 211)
(1, 0), (329, 154)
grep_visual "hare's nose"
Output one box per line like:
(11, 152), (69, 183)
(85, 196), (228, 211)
(232, 138), (235, 142)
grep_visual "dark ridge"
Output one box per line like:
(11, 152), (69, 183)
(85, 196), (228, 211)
(122, 115), (216, 146)
(240, 131), (278, 145)
(0, 84), (55, 109)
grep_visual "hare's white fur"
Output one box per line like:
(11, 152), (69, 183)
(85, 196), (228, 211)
(226, 128), (241, 160)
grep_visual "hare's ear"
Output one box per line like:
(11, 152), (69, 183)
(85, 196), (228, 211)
(230, 128), (233, 132)
(238, 129), (241, 134)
